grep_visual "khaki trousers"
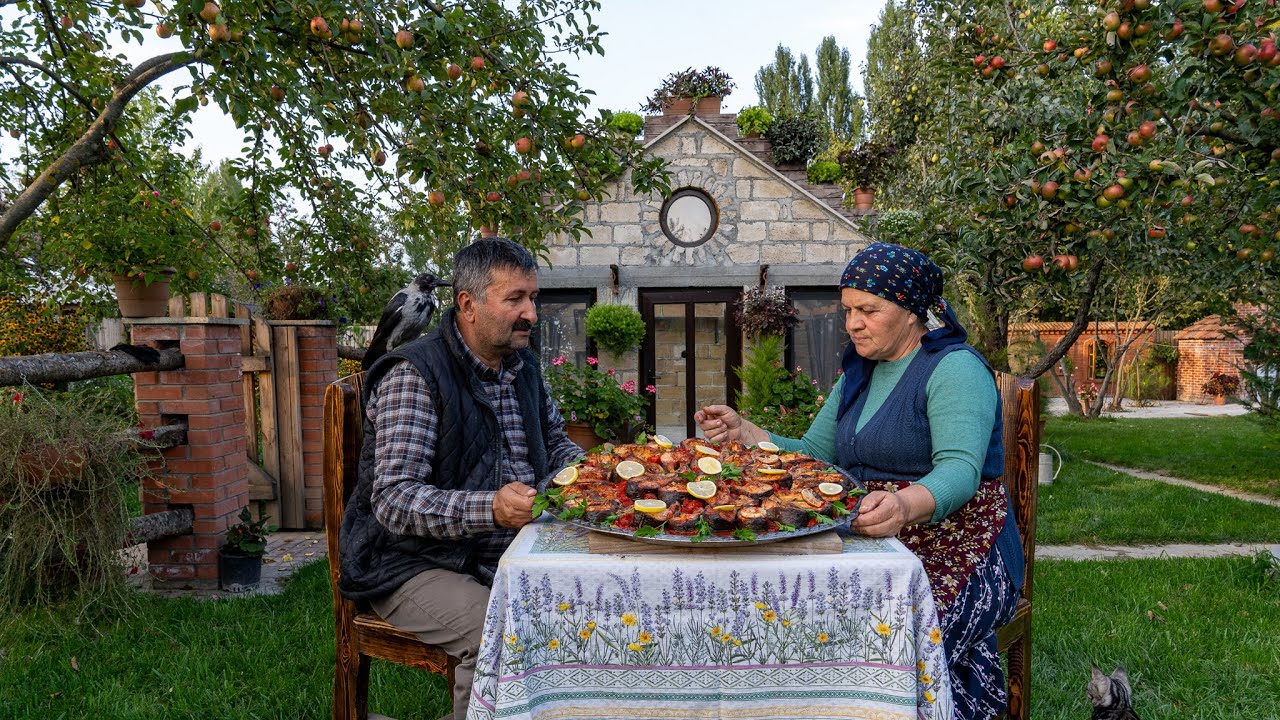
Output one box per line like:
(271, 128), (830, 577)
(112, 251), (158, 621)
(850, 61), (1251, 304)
(370, 568), (490, 720)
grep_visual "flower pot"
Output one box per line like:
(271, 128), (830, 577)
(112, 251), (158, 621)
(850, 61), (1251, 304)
(743, 130), (761, 139)
(661, 97), (692, 116)
(112, 269), (176, 318)
(564, 421), (606, 451)
(1213, 394), (1226, 406)
(219, 548), (263, 593)
(16, 443), (90, 489)
(478, 225), (498, 238)
(694, 96), (722, 116)
(853, 188), (876, 211)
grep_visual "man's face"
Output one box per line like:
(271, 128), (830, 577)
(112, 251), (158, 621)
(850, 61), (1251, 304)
(462, 267), (539, 362)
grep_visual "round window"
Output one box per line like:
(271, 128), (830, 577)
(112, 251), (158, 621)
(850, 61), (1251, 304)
(659, 188), (719, 247)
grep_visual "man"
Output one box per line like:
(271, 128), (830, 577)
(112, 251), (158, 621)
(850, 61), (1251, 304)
(339, 238), (583, 720)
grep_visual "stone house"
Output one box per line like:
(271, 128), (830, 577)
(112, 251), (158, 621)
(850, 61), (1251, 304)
(535, 108), (872, 439)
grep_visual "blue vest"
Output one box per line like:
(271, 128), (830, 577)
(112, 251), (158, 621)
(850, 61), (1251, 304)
(836, 345), (1025, 591)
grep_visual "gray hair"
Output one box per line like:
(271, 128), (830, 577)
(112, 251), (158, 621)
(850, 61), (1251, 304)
(451, 237), (537, 302)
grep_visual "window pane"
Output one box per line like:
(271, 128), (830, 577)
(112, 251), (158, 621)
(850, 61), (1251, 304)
(790, 289), (845, 393)
(534, 291), (592, 368)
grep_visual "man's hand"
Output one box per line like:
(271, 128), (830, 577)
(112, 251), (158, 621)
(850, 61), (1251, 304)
(694, 405), (767, 444)
(493, 481), (538, 529)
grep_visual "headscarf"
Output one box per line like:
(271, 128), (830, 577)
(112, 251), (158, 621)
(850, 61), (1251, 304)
(838, 242), (969, 416)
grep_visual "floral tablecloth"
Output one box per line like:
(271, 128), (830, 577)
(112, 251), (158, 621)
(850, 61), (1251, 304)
(466, 519), (951, 720)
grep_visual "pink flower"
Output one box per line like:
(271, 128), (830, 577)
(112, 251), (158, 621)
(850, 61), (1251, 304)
(607, 368), (615, 375)
(586, 356), (598, 366)
(570, 411), (577, 422)
(551, 356), (566, 366)
(796, 366), (803, 372)
(151, 190), (160, 197)
(621, 380), (636, 394)
(645, 385), (657, 395)
(812, 379), (818, 386)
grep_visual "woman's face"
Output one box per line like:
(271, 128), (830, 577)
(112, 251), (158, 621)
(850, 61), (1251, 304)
(841, 287), (926, 362)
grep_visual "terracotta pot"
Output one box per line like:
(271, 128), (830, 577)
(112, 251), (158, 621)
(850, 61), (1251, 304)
(112, 269), (175, 318)
(661, 97), (692, 116)
(564, 421), (606, 450)
(853, 188), (876, 211)
(1213, 394), (1226, 405)
(694, 96), (722, 116)
(478, 225), (497, 238)
(743, 130), (761, 139)
(16, 443), (90, 489)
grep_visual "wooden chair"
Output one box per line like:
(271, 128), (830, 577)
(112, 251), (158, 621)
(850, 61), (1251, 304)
(994, 372), (1041, 720)
(323, 373), (459, 720)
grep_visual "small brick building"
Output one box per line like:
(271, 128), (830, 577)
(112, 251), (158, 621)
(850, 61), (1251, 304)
(1173, 314), (1247, 402)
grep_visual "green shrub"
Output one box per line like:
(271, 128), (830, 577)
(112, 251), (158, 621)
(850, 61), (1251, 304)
(807, 160), (841, 184)
(733, 336), (824, 437)
(585, 304), (646, 356)
(765, 114), (825, 166)
(736, 106), (773, 137)
(733, 287), (799, 340)
(606, 110), (644, 137)
(874, 209), (923, 245)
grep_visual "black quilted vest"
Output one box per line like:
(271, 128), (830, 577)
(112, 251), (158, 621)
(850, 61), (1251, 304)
(337, 309), (551, 602)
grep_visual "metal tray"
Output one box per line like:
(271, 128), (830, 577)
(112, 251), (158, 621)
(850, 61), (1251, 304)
(543, 465), (865, 546)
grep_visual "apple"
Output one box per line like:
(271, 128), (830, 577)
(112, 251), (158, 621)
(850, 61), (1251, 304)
(1118, 23), (1133, 41)
(156, 23), (174, 38)
(1040, 181), (1059, 199)
(471, 56), (486, 71)
(1204, 0), (1223, 10)
(507, 174), (519, 188)
(981, 66), (995, 78)
(1022, 255), (1045, 271)
(406, 74), (425, 93)
(271, 84), (284, 102)
(1235, 43), (1258, 65)
(1092, 134), (1110, 152)
(1129, 64), (1152, 83)
(59, 15), (73, 28)
(1260, 40), (1278, 63)
(1147, 227), (1167, 239)
(1035, 63), (1051, 77)
(447, 63), (462, 80)
(990, 56), (1005, 69)
(1237, 248), (1253, 260)
(317, 143), (332, 158)
(1166, 20), (1185, 41)
(371, 150), (386, 166)
(1031, 140), (1046, 155)
(1261, 249), (1276, 262)
(1127, 130), (1144, 147)
(1240, 223), (1260, 235)
(512, 90), (530, 108)
(1073, 167), (1093, 182)
(1103, 11), (1121, 31)
(310, 16), (330, 39)
(122, 0), (145, 8)
(209, 220), (222, 232)
(395, 29), (413, 48)
(1209, 33), (1235, 56)
(1135, 22), (1153, 37)
(1095, 59), (1113, 76)
(1139, 120), (1157, 138)
(576, 188), (591, 201)
(1135, 0), (1151, 8)
(515, 137), (533, 154)
(516, 169), (532, 182)
(208, 23), (230, 42)
(973, 55), (987, 67)
(1043, 40), (1056, 52)
(570, 133), (586, 149)
(1052, 254), (1071, 270)
(428, 190), (445, 207)
(486, 191), (502, 202)
(199, 1), (219, 22)
(1103, 184), (1126, 200)
(245, 269), (259, 281)
(1106, 89), (1124, 103)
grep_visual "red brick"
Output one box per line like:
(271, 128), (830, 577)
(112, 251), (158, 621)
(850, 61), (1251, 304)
(131, 326), (180, 343)
(132, 371), (159, 385)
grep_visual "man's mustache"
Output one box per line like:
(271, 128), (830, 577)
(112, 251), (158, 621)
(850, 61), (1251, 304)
(513, 320), (534, 332)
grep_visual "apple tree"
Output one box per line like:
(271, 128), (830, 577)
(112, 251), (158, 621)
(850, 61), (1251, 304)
(0, 0), (667, 317)
(887, 0), (1279, 384)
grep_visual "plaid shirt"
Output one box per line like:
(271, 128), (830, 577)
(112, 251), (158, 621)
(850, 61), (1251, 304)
(367, 319), (581, 577)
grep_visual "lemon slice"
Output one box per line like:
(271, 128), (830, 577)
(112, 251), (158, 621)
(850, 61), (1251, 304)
(614, 460), (646, 479)
(633, 499), (667, 514)
(694, 445), (720, 456)
(756, 440), (780, 453)
(653, 434), (674, 449)
(696, 456), (722, 475)
(817, 482), (844, 497)
(552, 466), (579, 486)
(686, 480), (717, 499)
(711, 504), (736, 512)
(756, 467), (787, 475)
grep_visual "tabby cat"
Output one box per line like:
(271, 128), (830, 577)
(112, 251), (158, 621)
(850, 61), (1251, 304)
(1087, 664), (1140, 720)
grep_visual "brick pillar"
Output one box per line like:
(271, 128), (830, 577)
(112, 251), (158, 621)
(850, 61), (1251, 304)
(292, 321), (337, 528)
(131, 318), (248, 590)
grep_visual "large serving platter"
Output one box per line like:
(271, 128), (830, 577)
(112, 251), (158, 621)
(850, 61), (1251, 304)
(537, 440), (866, 546)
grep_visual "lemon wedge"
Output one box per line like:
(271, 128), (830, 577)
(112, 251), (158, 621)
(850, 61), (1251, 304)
(694, 445), (720, 456)
(614, 460), (646, 479)
(653, 434), (674, 449)
(711, 504), (737, 512)
(756, 440), (780, 453)
(685, 480), (717, 499)
(551, 466), (579, 486)
(632, 499), (667, 514)
(696, 456), (722, 475)
(817, 481), (844, 498)
(756, 467), (787, 475)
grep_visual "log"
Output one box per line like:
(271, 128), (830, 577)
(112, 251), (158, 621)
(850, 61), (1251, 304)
(127, 422), (188, 450)
(337, 344), (366, 362)
(125, 508), (193, 546)
(0, 347), (183, 387)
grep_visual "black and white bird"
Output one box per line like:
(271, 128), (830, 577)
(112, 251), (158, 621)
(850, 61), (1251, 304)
(361, 272), (451, 370)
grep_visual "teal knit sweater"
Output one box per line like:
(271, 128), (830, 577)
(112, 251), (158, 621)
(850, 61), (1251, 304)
(768, 347), (996, 523)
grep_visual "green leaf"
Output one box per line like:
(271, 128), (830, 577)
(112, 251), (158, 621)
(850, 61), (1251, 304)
(531, 494), (550, 520)
(776, 523), (797, 533)
(731, 528), (757, 541)
(690, 517), (712, 542)
(830, 501), (850, 517)
(174, 96), (198, 115)
(633, 525), (661, 538)
(808, 511), (834, 526)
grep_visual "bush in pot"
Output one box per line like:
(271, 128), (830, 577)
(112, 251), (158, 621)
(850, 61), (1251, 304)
(736, 106), (773, 138)
(765, 114), (825, 166)
(219, 507), (273, 593)
(642, 66), (736, 114)
(605, 110), (644, 137)
(584, 303), (646, 357)
(547, 355), (653, 445)
(838, 141), (897, 191)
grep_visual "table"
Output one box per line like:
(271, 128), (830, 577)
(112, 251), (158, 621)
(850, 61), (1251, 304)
(466, 520), (952, 720)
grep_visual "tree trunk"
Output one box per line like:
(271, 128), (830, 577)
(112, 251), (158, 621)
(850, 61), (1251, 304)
(337, 345), (365, 362)
(0, 347), (183, 387)
(1025, 260), (1106, 379)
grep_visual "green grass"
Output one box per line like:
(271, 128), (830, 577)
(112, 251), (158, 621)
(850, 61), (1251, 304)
(1045, 414), (1280, 499)
(1035, 461), (1280, 545)
(1032, 556), (1280, 719)
(0, 562), (450, 719)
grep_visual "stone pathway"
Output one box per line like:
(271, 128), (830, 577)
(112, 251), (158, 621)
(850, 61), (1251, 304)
(1039, 542), (1279, 561)
(126, 531), (328, 598)
(1045, 397), (1251, 419)
(1087, 460), (1280, 508)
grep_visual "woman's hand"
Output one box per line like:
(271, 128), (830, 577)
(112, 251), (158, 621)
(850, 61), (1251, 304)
(694, 405), (768, 445)
(852, 485), (935, 537)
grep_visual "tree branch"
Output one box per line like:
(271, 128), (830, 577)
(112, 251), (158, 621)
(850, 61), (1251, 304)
(0, 55), (95, 111)
(0, 347), (184, 387)
(0, 51), (202, 248)
(1024, 257), (1106, 379)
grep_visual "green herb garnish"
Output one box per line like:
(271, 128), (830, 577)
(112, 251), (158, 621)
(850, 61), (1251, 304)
(721, 462), (743, 480)
(531, 494), (551, 520)
(830, 500), (850, 517)
(808, 510), (834, 526)
(679, 470), (698, 483)
(633, 525), (662, 538)
(776, 523), (797, 533)
(731, 528), (757, 541)
(690, 517), (712, 542)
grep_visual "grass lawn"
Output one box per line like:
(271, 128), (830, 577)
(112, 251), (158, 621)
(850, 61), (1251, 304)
(1035, 461), (1280, 546)
(1032, 556), (1280, 720)
(5, 556), (1279, 719)
(1045, 414), (1280, 499)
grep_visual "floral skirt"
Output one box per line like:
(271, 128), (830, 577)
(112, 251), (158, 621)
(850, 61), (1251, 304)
(938, 542), (1020, 720)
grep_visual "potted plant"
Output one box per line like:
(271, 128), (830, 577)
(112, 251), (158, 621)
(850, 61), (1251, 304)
(642, 66), (735, 116)
(765, 114), (825, 168)
(736, 106), (773, 138)
(547, 356), (654, 446)
(262, 283), (331, 321)
(1201, 371), (1241, 404)
(604, 109), (644, 138)
(219, 507), (273, 593)
(838, 142), (898, 209)
(584, 303), (646, 357)
(733, 287), (799, 340)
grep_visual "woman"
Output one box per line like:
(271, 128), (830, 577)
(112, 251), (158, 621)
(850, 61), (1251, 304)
(695, 242), (1024, 719)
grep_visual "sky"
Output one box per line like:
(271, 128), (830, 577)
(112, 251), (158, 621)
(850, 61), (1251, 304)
(150, 0), (888, 165)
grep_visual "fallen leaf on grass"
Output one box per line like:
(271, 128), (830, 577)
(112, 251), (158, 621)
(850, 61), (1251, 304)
(1146, 610), (1165, 623)
(1157, 601), (1168, 611)
(304, 551), (315, 557)
(70, 656), (79, 672)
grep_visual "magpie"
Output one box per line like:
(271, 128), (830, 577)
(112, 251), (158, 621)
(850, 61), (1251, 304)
(362, 272), (451, 370)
